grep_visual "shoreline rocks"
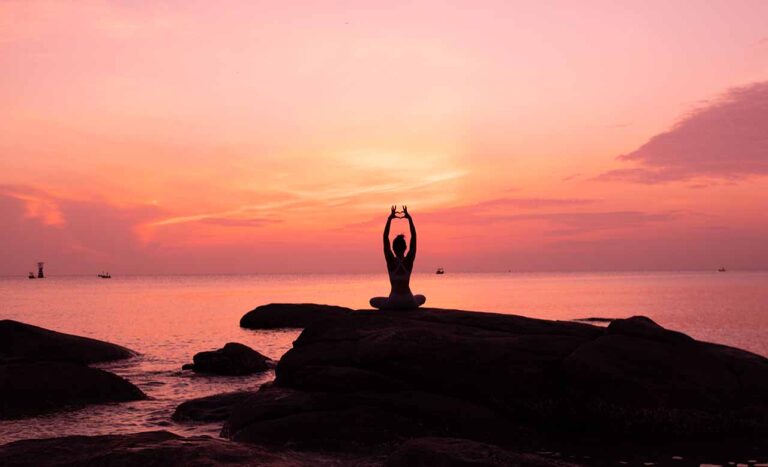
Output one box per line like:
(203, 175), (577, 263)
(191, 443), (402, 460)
(184, 343), (271, 376)
(5, 305), (768, 464)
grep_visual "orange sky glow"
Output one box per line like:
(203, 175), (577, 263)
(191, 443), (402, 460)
(2, 0), (768, 274)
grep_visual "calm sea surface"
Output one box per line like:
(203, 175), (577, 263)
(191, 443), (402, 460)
(1, 271), (766, 444)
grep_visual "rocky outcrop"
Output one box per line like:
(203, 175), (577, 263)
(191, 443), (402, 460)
(0, 320), (136, 364)
(0, 360), (146, 419)
(239, 303), (354, 329)
(0, 430), (379, 466)
(222, 306), (768, 451)
(173, 391), (256, 422)
(184, 343), (271, 376)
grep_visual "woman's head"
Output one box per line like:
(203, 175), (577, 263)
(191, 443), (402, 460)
(392, 234), (407, 256)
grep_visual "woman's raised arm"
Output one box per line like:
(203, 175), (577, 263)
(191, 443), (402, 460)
(383, 205), (396, 258)
(404, 206), (416, 259)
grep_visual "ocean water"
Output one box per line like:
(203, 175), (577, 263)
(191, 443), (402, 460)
(1, 271), (767, 444)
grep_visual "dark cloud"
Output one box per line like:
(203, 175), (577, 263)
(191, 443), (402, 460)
(598, 81), (768, 183)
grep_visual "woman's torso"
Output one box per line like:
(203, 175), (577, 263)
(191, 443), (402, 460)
(387, 257), (413, 296)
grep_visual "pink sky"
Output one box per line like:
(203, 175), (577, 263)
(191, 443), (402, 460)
(2, 0), (768, 274)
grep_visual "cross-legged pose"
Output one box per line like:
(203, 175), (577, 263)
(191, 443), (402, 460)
(370, 205), (426, 310)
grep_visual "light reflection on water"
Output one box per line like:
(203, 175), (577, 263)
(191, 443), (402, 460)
(1, 271), (766, 443)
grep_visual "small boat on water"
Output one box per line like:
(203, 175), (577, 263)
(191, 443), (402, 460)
(98, 272), (112, 279)
(718, 267), (727, 272)
(28, 272), (35, 279)
(435, 267), (445, 275)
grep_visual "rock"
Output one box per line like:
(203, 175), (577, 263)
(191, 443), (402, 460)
(0, 319), (136, 364)
(173, 391), (256, 422)
(385, 437), (581, 467)
(0, 430), (379, 466)
(187, 342), (270, 376)
(240, 303), (354, 329)
(0, 360), (146, 419)
(229, 305), (768, 448)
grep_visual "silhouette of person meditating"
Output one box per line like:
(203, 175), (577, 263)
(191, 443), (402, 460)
(370, 205), (426, 310)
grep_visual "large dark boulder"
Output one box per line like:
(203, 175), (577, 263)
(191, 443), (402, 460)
(173, 391), (256, 422)
(186, 342), (270, 376)
(0, 360), (146, 419)
(0, 430), (375, 466)
(240, 303), (354, 329)
(0, 320), (136, 364)
(226, 305), (768, 450)
(385, 437), (580, 467)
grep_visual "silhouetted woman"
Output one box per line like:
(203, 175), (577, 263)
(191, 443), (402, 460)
(370, 205), (426, 310)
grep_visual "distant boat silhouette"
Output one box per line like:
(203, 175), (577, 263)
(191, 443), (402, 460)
(98, 272), (112, 279)
(718, 267), (727, 272)
(28, 272), (35, 279)
(436, 267), (445, 275)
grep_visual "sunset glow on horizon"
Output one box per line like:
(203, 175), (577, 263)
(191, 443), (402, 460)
(2, 0), (768, 274)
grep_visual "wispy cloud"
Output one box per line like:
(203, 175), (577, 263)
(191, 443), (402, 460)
(152, 169), (466, 228)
